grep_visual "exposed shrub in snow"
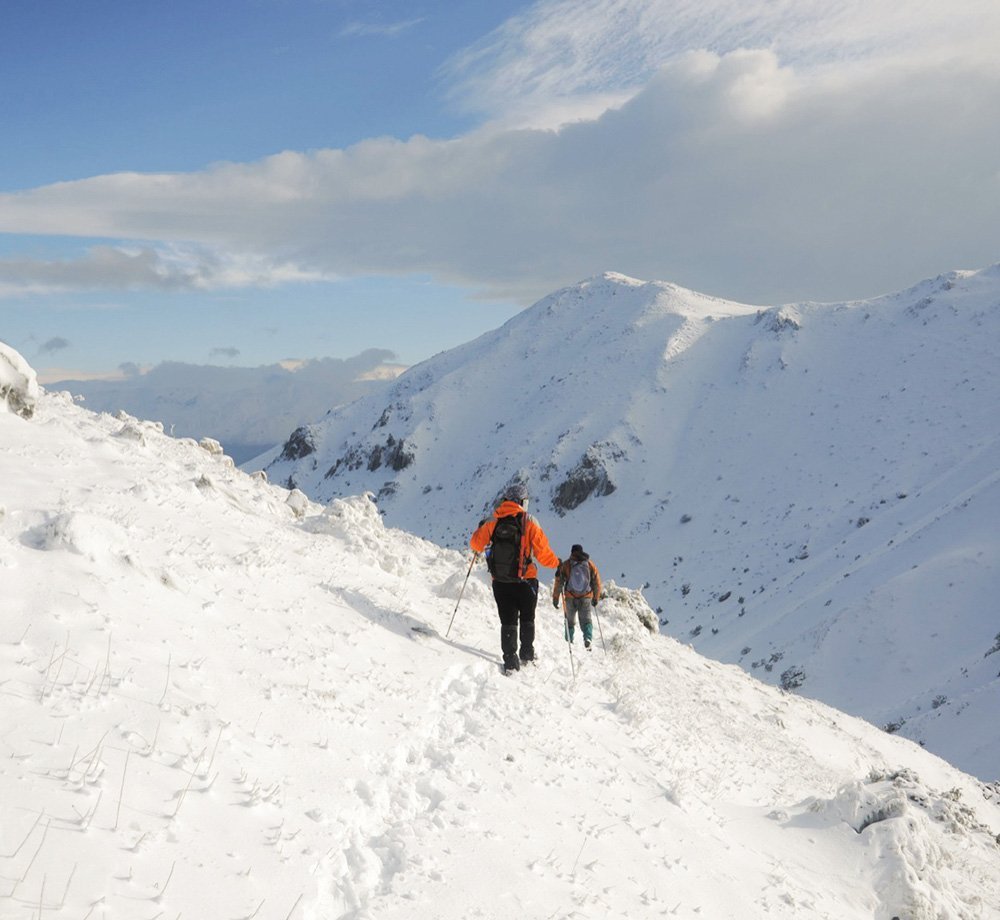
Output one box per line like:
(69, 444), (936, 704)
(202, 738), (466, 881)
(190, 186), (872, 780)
(780, 665), (806, 691)
(751, 651), (785, 672)
(854, 799), (905, 833)
(0, 341), (40, 419)
(376, 481), (398, 503)
(601, 582), (657, 633)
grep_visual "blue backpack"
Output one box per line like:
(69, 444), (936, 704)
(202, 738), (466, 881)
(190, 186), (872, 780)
(566, 559), (592, 595)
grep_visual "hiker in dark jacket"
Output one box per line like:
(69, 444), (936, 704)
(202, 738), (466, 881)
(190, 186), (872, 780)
(553, 544), (602, 649)
(470, 484), (560, 673)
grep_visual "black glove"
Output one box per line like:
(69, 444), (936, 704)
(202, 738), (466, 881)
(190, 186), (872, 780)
(553, 599), (560, 608)
(591, 598), (598, 607)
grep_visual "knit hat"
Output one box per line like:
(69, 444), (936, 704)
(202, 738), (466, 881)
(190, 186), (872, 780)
(571, 544), (584, 555)
(504, 483), (529, 503)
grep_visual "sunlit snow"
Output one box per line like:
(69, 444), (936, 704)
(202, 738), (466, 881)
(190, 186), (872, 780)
(2, 342), (999, 919)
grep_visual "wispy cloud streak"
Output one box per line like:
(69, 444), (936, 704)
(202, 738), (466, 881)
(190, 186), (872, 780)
(444, 0), (1000, 126)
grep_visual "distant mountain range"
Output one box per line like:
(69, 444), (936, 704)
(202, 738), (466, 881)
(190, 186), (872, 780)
(258, 266), (1000, 779)
(50, 350), (403, 462)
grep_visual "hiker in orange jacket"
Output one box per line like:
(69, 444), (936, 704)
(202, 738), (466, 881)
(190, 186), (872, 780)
(470, 483), (560, 673)
(553, 544), (602, 649)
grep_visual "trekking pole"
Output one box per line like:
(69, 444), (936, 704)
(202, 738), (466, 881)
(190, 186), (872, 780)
(594, 601), (607, 653)
(446, 552), (479, 638)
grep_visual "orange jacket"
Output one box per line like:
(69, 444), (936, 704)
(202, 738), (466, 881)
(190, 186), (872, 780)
(470, 501), (560, 581)
(553, 556), (602, 601)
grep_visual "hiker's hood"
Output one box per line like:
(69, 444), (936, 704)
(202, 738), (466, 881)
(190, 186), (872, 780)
(495, 500), (526, 518)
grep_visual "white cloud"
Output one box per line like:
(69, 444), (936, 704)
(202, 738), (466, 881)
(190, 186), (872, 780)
(0, 244), (329, 296)
(340, 18), (423, 39)
(0, 2), (999, 306)
(444, 0), (1000, 128)
(36, 365), (138, 384)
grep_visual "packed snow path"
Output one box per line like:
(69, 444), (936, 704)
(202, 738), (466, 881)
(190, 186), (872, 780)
(2, 386), (999, 919)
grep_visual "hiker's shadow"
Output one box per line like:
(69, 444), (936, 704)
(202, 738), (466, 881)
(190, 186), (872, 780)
(321, 583), (496, 664)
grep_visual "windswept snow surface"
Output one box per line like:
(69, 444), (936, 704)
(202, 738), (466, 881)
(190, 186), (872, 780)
(3, 382), (1000, 919)
(260, 266), (1000, 780)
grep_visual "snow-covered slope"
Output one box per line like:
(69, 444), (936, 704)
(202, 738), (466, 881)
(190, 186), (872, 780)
(260, 267), (1000, 780)
(3, 360), (1000, 919)
(52, 351), (402, 463)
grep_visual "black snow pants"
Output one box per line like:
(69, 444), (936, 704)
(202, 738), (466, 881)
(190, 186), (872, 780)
(492, 578), (539, 669)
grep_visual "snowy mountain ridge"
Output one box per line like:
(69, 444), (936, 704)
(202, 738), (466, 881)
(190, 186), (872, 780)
(3, 357), (1000, 919)
(259, 266), (1000, 780)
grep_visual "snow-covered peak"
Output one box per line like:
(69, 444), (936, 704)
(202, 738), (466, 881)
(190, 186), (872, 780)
(261, 265), (1000, 780)
(3, 384), (1000, 919)
(521, 270), (761, 330)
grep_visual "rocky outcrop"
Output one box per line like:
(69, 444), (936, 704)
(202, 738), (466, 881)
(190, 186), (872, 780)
(325, 435), (414, 479)
(551, 443), (623, 515)
(278, 426), (316, 462)
(754, 307), (801, 334)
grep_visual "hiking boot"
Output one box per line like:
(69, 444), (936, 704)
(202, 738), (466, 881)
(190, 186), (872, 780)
(503, 658), (520, 674)
(584, 638), (592, 650)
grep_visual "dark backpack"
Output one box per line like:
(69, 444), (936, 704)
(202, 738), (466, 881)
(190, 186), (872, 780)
(487, 514), (524, 582)
(566, 559), (592, 595)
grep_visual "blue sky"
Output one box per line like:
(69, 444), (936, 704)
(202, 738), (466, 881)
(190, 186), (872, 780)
(2, 0), (523, 188)
(2, 0), (999, 381)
